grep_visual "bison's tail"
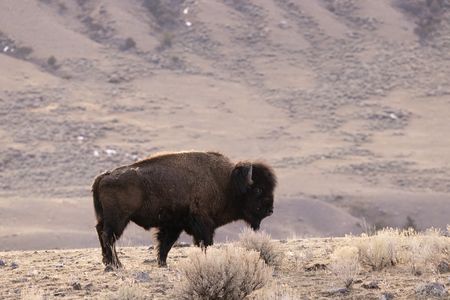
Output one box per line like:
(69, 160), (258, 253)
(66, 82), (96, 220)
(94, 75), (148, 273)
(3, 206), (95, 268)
(92, 171), (110, 221)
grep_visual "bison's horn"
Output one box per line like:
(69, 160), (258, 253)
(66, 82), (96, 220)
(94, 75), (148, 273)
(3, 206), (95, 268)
(247, 165), (253, 185)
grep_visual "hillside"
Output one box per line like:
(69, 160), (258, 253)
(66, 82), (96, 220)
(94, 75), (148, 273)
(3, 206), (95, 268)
(1, 0), (450, 250)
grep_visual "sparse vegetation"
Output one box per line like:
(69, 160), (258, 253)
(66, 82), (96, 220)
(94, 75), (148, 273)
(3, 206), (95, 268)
(177, 246), (272, 300)
(160, 32), (174, 49)
(76, 0), (89, 8)
(402, 228), (449, 275)
(286, 248), (314, 271)
(47, 56), (57, 67)
(1, 231), (450, 299)
(143, 0), (182, 29)
(415, 282), (448, 297)
(121, 37), (136, 51)
(57, 2), (68, 14)
(111, 284), (146, 300)
(356, 228), (398, 271)
(329, 246), (360, 288)
(20, 288), (44, 300)
(13, 46), (33, 59)
(354, 227), (450, 276)
(170, 55), (180, 64)
(394, 0), (449, 42)
(238, 228), (283, 268)
(250, 283), (298, 300)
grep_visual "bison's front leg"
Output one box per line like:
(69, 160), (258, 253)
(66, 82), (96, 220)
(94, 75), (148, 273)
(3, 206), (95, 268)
(189, 216), (215, 250)
(156, 226), (182, 267)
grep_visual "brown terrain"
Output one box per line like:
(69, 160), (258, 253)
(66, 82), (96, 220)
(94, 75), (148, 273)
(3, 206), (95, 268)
(0, 232), (449, 299)
(0, 0), (450, 252)
(1, 1), (450, 299)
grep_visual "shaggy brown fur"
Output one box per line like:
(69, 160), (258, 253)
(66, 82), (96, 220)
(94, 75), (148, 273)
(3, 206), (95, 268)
(92, 151), (277, 269)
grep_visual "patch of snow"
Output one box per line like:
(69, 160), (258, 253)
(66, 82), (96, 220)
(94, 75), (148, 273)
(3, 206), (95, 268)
(105, 149), (117, 156)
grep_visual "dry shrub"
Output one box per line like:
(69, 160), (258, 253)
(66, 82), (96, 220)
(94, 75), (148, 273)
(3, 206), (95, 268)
(285, 249), (313, 271)
(238, 228), (283, 267)
(143, 0), (182, 29)
(415, 282), (448, 297)
(177, 246), (272, 300)
(329, 246), (360, 288)
(402, 228), (449, 275)
(249, 283), (297, 300)
(393, 0), (448, 41)
(357, 228), (399, 271)
(111, 284), (146, 300)
(357, 227), (449, 273)
(160, 32), (174, 49)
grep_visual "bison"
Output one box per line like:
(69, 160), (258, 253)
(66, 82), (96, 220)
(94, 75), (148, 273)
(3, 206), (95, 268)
(92, 151), (276, 269)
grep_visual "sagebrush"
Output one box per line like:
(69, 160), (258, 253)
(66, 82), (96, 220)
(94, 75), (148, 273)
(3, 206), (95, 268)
(402, 228), (449, 275)
(111, 284), (146, 300)
(329, 246), (360, 288)
(177, 246), (272, 300)
(285, 248), (314, 272)
(239, 229), (283, 267)
(357, 228), (399, 271)
(250, 283), (298, 300)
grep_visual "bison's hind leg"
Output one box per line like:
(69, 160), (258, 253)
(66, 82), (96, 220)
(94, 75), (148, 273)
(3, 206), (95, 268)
(101, 215), (130, 270)
(156, 227), (182, 267)
(95, 220), (109, 265)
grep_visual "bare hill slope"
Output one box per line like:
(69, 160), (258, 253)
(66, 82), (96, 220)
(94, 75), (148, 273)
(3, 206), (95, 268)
(1, 0), (450, 249)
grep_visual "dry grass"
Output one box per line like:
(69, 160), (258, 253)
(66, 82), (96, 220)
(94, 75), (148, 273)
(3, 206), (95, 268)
(238, 229), (283, 268)
(285, 248), (314, 272)
(356, 228), (399, 271)
(110, 284), (146, 300)
(176, 246), (272, 300)
(401, 228), (449, 275)
(356, 228), (449, 274)
(1, 229), (449, 299)
(329, 246), (360, 288)
(249, 283), (298, 300)
(20, 288), (44, 300)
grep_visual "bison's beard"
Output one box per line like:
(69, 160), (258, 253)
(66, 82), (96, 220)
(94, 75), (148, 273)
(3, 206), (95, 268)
(245, 215), (262, 231)
(250, 221), (261, 231)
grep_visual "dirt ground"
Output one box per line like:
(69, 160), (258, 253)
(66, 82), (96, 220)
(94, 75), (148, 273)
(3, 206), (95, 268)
(0, 236), (449, 299)
(1, 0), (450, 250)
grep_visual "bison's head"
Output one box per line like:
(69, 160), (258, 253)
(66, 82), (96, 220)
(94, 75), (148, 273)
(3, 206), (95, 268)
(232, 162), (277, 230)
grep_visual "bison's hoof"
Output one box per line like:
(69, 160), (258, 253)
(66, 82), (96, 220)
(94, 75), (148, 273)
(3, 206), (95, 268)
(104, 263), (122, 272)
(104, 265), (115, 272)
(158, 261), (167, 268)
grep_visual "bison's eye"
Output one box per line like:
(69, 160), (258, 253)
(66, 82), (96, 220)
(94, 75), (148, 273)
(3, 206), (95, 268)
(253, 187), (262, 196)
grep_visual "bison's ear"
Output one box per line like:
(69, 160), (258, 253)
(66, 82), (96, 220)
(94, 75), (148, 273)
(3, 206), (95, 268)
(232, 163), (253, 195)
